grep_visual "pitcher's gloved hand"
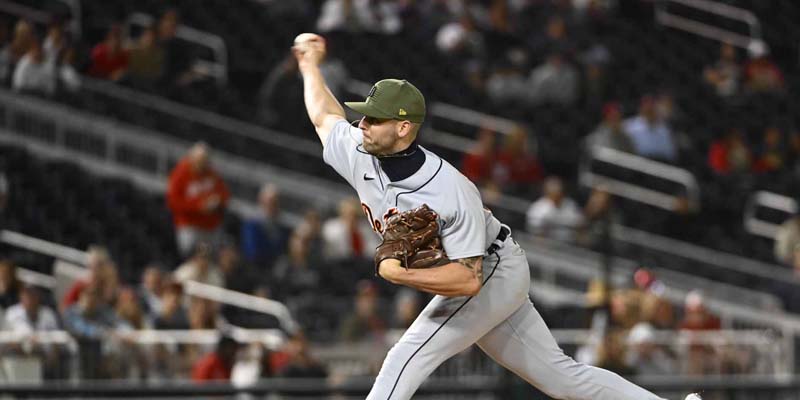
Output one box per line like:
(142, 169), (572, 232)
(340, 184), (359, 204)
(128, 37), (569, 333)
(374, 204), (449, 276)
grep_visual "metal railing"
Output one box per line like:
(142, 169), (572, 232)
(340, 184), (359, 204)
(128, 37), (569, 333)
(745, 191), (798, 240)
(3, 88), (796, 337)
(0, 330), (79, 382)
(0, 230), (87, 266)
(0, 329), (283, 383)
(1, 90), (782, 312)
(122, 328), (284, 348)
(49, 256), (301, 334)
(81, 76), (487, 162)
(580, 146), (701, 212)
(8, 207), (791, 377)
(318, 329), (790, 377)
(0, 328), (761, 391)
(79, 76), (324, 158)
(521, 230), (787, 310)
(613, 224), (796, 284)
(521, 233), (799, 373)
(486, 190), (799, 294)
(555, 329), (790, 376)
(0, 88), (349, 211)
(72, 53), (797, 298)
(0, 229), (300, 334)
(655, 0), (765, 51)
(126, 12), (228, 84)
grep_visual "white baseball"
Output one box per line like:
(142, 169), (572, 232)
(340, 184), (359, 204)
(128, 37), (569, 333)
(293, 33), (323, 46)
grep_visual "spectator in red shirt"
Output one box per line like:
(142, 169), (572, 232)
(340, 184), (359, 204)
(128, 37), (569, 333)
(679, 290), (721, 331)
(679, 290), (721, 375)
(61, 245), (116, 312)
(88, 23), (128, 81)
(461, 127), (496, 186)
(744, 44), (784, 93)
(494, 125), (543, 196)
(167, 142), (230, 257)
(192, 335), (241, 381)
(707, 128), (751, 175)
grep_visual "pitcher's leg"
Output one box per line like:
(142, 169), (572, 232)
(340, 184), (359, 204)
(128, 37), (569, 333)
(368, 256), (525, 400)
(366, 295), (480, 400)
(477, 299), (666, 400)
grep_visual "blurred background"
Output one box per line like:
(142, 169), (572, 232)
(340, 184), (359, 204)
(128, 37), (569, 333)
(0, 0), (799, 398)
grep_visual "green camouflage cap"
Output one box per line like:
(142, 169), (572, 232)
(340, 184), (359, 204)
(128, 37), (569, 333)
(345, 79), (426, 123)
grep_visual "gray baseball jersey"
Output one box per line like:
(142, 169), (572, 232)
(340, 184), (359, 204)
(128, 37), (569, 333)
(323, 119), (667, 400)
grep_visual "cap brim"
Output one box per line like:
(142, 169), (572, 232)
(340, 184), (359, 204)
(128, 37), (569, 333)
(344, 102), (395, 119)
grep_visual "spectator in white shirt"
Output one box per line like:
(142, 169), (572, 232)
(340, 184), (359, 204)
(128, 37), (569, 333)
(526, 176), (585, 242)
(174, 242), (224, 287)
(4, 285), (59, 333)
(12, 38), (56, 96)
(3, 285), (65, 379)
(322, 197), (379, 262)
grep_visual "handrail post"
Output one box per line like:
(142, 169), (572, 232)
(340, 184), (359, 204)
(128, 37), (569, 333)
(744, 191), (798, 240)
(584, 146), (700, 212)
(655, 0), (764, 50)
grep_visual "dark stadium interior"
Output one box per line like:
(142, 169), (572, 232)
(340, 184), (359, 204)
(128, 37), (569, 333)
(1, 0), (800, 397)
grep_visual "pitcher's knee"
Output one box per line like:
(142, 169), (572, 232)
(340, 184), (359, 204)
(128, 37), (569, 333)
(537, 358), (597, 399)
(538, 384), (571, 399)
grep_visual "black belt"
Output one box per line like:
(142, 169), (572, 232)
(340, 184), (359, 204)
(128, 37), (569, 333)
(486, 226), (510, 255)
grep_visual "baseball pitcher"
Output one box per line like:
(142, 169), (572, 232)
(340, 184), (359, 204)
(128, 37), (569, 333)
(292, 32), (700, 400)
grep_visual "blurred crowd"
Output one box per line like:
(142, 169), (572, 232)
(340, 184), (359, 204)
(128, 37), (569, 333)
(0, 246), (330, 382)
(0, 0), (798, 386)
(573, 270), (763, 378)
(1, 0), (798, 263)
(0, 136), (771, 383)
(0, 8), (217, 102)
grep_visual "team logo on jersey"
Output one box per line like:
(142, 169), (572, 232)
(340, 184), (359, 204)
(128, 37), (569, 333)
(382, 207), (399, 222)
(361, 203), (399, 235)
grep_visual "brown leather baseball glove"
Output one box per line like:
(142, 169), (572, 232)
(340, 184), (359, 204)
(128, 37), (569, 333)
(374, 204), (449, 275)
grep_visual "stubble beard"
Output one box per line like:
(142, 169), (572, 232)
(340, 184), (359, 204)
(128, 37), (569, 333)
(363, 137), (395, 156)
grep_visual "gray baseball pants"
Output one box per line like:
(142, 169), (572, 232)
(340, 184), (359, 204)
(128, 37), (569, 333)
(367, 232), (666, 400)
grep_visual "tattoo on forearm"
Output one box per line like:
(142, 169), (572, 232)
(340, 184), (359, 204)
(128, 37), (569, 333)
(456, 256), (484, 282)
